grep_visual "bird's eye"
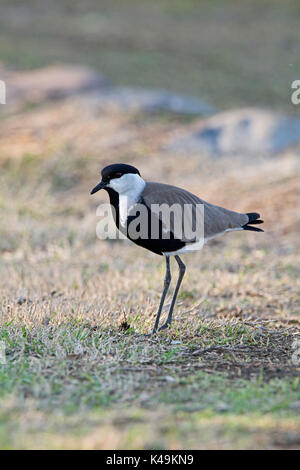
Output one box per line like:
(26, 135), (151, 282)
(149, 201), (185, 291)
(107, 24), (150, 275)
(114, 172), (122, 178)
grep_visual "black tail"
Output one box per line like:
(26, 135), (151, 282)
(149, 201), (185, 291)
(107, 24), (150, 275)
(243, 212), (264, 232)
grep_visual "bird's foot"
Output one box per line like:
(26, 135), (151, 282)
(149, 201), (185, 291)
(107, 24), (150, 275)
(158, 322), (171, 332)
(142, 323), (171, 337)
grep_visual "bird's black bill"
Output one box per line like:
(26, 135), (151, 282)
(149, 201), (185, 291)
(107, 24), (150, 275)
(90, 181), (106, 195)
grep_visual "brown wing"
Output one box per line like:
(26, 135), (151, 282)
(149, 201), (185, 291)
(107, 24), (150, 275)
(142, 182), (248, 242)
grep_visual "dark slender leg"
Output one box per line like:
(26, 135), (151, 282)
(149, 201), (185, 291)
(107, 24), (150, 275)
(159, 255), (186, 331)
(151, 256), (171, 334)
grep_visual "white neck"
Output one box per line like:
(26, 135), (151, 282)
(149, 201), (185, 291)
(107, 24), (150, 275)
(107, 173), (146, 226)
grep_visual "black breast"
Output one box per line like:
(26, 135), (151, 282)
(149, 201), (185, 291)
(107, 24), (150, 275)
(105, 189), (186, 256)
(106, 188), (120, 229)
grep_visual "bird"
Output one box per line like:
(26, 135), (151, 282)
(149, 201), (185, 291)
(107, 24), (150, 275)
(91, 163), (263, 335)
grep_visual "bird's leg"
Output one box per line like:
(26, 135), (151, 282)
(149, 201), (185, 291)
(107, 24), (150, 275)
(151, 256), (171, 335)
(159, 255), (186, 331)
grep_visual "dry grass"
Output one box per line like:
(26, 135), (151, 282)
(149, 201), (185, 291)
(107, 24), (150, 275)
(1, 0), (300, 448)
(1, 98), (300, 449)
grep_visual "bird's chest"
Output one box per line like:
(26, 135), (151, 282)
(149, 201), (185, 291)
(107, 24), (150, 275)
(119, 193), (140, 227)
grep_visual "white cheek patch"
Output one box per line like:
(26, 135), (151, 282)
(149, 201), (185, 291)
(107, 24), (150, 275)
(108, 173), (146, 197)
(108, 174), (129, 193)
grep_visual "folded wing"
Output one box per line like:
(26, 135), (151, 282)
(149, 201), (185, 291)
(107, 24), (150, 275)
(141, 182), (249, 243)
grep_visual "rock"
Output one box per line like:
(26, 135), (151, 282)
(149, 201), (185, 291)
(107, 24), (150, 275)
(43, 316), (50, 326)
(2, 65), (108, 108)
(167, 107), (300, 156)
(290, 401), (300, 410)
(1, 65), (214, 115)
(164, 376), (176, 382)
(16, 296), (27, 305)
(215, 402), (231, 413)
(89, 86), (215, 115)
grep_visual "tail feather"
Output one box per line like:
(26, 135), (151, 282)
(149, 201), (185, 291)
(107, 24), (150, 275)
(243, 212), (264, 232)
(247, 219), (264, 225)
(243, 225), (264, 232)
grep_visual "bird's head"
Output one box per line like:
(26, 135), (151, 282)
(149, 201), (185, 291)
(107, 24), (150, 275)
(90, 163), (144, 196)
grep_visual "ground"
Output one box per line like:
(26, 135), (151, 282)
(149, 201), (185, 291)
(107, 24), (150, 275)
(1, 107), (300, 448)
(1, 0), (300, 451)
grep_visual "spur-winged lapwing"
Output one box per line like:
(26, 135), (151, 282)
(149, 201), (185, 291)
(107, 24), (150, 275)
(91, 163), (263, 335)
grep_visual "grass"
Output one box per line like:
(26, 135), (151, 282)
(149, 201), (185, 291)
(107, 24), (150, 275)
(0, 220), (299, 449)
(1, 321), (300, 449)
(0, 111), (299, 448)
(0, 0), (300, 450)
(1, 320), (300, 449)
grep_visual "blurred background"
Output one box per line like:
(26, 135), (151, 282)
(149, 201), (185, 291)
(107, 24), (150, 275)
(1, 0), (300, 450)
(1, 0), (300, 110)
(1, 0), (299, 253)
